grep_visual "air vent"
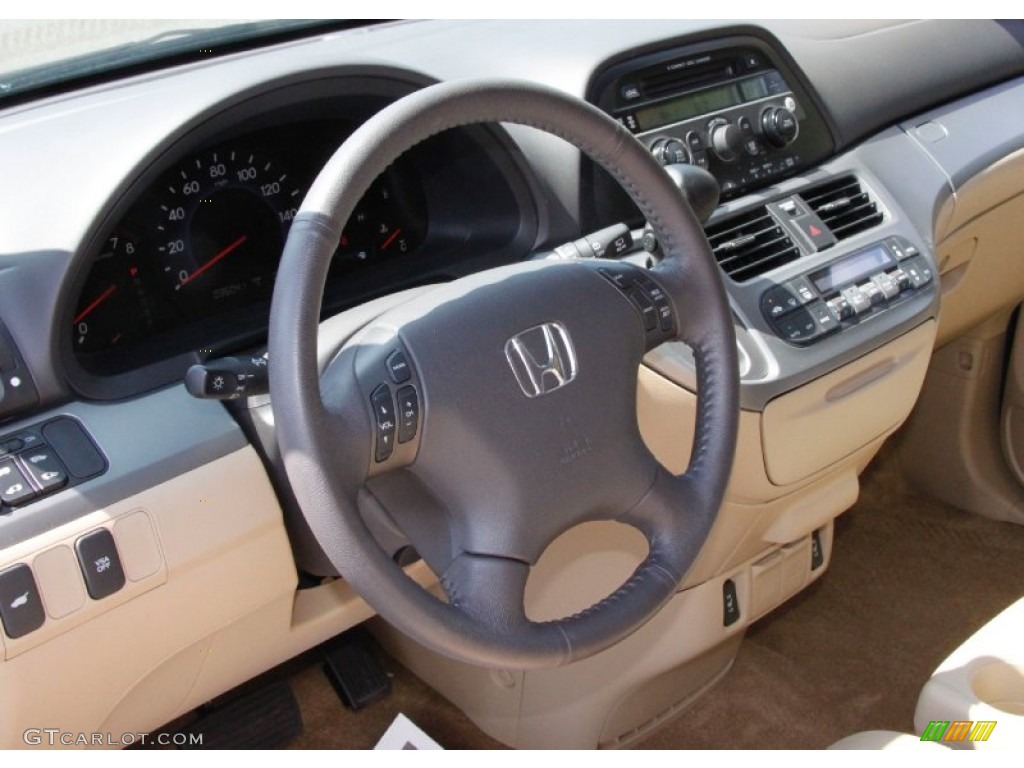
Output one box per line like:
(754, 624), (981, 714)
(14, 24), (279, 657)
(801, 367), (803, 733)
(801, 176), (884, 242)
(705, 206), (801, 282)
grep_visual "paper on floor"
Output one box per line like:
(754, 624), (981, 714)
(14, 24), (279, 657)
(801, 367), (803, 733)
(374, 713), (444, 750)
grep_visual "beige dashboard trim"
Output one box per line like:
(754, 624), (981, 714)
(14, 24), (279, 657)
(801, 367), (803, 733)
(933, 149), (1024, 346)
(0, 447), (296, 747)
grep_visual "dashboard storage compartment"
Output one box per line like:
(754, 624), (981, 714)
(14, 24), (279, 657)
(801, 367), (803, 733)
(761, 321), (936, 486)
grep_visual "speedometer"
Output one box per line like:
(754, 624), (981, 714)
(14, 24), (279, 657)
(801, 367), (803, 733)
(155, 148), (302, 313)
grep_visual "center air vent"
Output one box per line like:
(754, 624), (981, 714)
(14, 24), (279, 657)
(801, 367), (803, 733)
(801, 176), (883, 242)
(705, 206), (800, 282)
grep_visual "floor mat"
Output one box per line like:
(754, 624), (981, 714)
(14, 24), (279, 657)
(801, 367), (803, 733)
(283, 448), (1024, 749)
(639, 449), (1024, 748)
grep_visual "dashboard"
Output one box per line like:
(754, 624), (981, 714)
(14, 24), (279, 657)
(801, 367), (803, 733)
(1, 18), (1024, 750)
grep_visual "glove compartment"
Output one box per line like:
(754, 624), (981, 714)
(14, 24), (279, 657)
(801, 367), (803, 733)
(761, 320), (935, 486)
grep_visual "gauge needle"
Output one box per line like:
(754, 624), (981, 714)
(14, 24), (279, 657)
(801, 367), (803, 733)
(179, 234), (248, 287)
(74, 284), (117, 324)
(380, 228), (402, 251)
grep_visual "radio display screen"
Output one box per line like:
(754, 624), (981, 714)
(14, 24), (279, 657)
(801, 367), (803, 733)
(633, 74), (773, 131)
(810, 245), (895, 294)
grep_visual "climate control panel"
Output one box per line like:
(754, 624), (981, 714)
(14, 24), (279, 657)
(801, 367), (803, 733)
(762, 237), (934, 345)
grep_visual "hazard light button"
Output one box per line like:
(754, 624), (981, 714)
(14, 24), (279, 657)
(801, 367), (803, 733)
(791, 214), (837, 252)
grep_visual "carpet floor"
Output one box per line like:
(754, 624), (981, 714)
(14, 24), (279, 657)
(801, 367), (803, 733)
(277, 447), (1024, 749)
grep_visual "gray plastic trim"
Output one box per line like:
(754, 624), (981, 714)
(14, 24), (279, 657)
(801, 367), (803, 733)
(900, 76), (1024, 193)
(645, 132), (941, 411)
(0, 385), (246, 549)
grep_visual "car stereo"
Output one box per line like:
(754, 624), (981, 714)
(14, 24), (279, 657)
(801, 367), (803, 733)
(591, 38), (833, 200)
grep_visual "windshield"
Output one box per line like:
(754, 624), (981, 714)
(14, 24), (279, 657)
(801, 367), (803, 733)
(0, 20), (351, 103)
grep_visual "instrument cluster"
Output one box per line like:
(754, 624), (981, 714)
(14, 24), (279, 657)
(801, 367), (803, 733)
(71, 119), (427, 376)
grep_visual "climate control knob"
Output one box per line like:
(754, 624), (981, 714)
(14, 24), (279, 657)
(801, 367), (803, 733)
(709, 121), (742, 163)
(650, 138), (690, 166)
(761, 106), (799, 148)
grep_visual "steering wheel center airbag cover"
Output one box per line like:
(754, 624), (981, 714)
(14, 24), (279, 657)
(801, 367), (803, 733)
(359, 260), (658, 563)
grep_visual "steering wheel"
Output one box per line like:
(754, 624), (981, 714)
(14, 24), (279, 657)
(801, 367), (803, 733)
(268, 80), (738, 670)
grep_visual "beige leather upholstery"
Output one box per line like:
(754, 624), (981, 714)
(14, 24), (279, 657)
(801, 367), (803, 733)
(915, 597), (1024, 750)
(829, 730), (947, 750)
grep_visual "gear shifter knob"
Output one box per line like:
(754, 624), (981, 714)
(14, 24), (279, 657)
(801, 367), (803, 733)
(662, 163), (720, 225)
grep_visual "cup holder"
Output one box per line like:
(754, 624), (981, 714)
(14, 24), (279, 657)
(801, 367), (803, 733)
(972, 662), (1024, 716)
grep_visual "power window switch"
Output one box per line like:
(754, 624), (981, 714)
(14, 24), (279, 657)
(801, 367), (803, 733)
(75, 529), (125, 600)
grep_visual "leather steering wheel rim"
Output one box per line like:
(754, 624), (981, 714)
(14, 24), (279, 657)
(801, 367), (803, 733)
(269, 79), (739, 669)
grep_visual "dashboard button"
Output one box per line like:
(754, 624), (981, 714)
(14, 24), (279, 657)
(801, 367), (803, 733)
(0, 563), (46, 639)
(75, 529), (125, 601)
(41, 418), (105, 480)
(20, 448), (68, 493)
(633, 274), (666, 302)
(774, 309), (818, 342)
(723, 579), (740, 627)
(826, 296), (853, 321)
(628, 289), (659, 331)
(371, 385), (397, 462)
(762, 285), (803, 319)
(870, 272), (899, 300)
(885, 237), (905, 260)
(905, 258), (934, 287)
(884, 236), (919, 261)
(742, 53), (762, 71)
(597, 267), (633, 291)
(0, 459), (36, 507)
(859, 280), (884, 306)
(685, 130), (706, 153)
(809, 301), (839, 335)
(840, 286), (872, 315)
(386, 350), (412, 384)
(632, 275), (675, 332)
(890, 268), (912, 292)
(9, 432), (41, 450)
(0, 438), (23, 456)
(396, 386), (419, 444)
(791, 214), (837, 251)
(786, 277), (816, 305)
(763, 287), (799, 318)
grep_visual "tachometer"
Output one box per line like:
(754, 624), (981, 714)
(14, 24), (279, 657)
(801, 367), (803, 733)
(72, 231), (150, 354)
(155, 148), (302, 313)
